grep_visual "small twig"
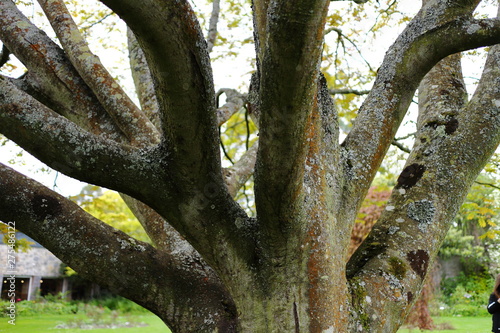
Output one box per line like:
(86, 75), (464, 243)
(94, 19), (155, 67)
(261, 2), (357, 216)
(219, 126), (234, 165)
(329, 89), (370, 95)
(80, 12), (114, 31)
(475, 181), (500, 191)
(53, 171), (60, 191)
(369, 0), (398, 33)
(244, 105), (250, 151)
(326, 27), (375, 73)
(395, 132), (416, 141)
(391, 139), (410, 153)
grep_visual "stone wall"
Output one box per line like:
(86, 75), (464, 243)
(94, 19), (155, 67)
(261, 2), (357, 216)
(0, 245), (62, 278)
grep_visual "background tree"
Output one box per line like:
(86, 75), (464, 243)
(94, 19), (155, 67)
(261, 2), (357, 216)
(1, 0), (500, 332)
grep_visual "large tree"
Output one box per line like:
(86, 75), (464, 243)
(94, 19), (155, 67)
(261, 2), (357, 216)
(1, 0), (500, 331)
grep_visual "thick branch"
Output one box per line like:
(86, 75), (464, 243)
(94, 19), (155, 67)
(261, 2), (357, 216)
(100, 0), (226, 211)
(206, 0), (221, 53)
(96, 0), (261, 277)
(0, 77), (154, 196)
(0, 0), (123, 140)
(329, 88), (370, 95)
(255, 0), (330, 247)
(341, 2), (500, 209)
(0, 163), (238, 332)
(223, 142), (259, 198)
(127, 28), (160, 130)
(38, 0), (160, 147)
(346, 13), (500, 333)
(217, 89), (246, 125)
(417, 53), (467, 128)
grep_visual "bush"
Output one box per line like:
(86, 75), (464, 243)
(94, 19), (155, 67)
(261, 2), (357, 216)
(0, 299), (78, 317)
(438, 272), (492, 317)
(88, 296), (149, 313)
(0, 294), (148, 317)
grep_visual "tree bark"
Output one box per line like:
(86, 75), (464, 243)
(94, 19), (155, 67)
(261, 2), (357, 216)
(0, 0), (500, 331)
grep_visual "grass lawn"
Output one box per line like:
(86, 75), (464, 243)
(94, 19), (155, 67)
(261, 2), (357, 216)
(0, 314), (492, 332)
(0, 314), (169, 332)
(398, 316), (492, 332)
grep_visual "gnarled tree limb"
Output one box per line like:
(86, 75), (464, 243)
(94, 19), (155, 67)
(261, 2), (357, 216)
(127, 28), (160, 131)
(0, 0), (123, 140)
(38, 0), (160, 147)
(206, 0), (221, 53)
(217, 88), (246, 126)
(255, 0), (330, 248)
(0, 77), (153, 195)
(340, 0), (500, 212)
(346, 3), (500, 331)
(0, 163), (238, 332)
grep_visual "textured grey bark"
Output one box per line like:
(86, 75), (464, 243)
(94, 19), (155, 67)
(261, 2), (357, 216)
(0, 0), (500, 331)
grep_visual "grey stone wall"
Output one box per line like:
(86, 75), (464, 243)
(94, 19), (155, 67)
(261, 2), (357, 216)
(0, 245), (62, 277)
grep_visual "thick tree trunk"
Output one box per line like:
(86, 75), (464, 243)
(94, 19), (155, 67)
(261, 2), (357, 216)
(1, 0), (500, 332)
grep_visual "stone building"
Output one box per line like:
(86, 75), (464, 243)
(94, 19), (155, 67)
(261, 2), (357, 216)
(0, 232), (69, 301)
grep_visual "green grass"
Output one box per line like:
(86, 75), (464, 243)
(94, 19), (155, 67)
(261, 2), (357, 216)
(398, 316), (491, 333)
(0, 314), (169, 332)
(0, 314), (491, 332)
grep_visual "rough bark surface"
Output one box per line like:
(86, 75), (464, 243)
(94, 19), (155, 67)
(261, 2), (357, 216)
(0, 0), (500, 332)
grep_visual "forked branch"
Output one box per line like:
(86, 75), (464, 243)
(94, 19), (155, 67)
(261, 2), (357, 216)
(38, 0), (160, 147)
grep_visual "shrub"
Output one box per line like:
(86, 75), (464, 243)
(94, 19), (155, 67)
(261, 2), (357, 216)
(438, 272), (492, 317)
(0, 294), (148, 317)
(88, 296), (149, 313)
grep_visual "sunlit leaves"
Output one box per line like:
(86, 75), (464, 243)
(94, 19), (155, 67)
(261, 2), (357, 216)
(70, 185), (151, 244)
(455, 179), (500, 241)
(0, 223), (33, 252)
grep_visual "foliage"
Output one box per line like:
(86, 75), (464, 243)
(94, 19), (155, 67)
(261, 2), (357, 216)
(0, 223), (33, 252)
(439, 228), (486, 260)
(437, 272), (492, 317)
(349, 185), (391, 256)
(456, 179), (500, 240)
(0, 294), (149, 318)
(70, 185), (151, 244)
(87, 296), (150, 313)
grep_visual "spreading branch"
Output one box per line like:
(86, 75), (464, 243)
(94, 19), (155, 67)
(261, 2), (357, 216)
(100, 0), (221, 193)
(0, 0), (124, 140)
(0, 163), (237, 331)
(346, 3), (500, 330)
(255, 0), (330, 239)
(216, 88), (246, 125)
(206, 0), (221, 53)
(341, 2), (500, 209)
(127, 28), (160, 130)
(0, 77), (153, 195)
(38, 0), (160, 147)
(223, 142), (259, 198)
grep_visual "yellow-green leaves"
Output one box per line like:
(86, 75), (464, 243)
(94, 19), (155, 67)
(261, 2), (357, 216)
(70, 186), (151, 244)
